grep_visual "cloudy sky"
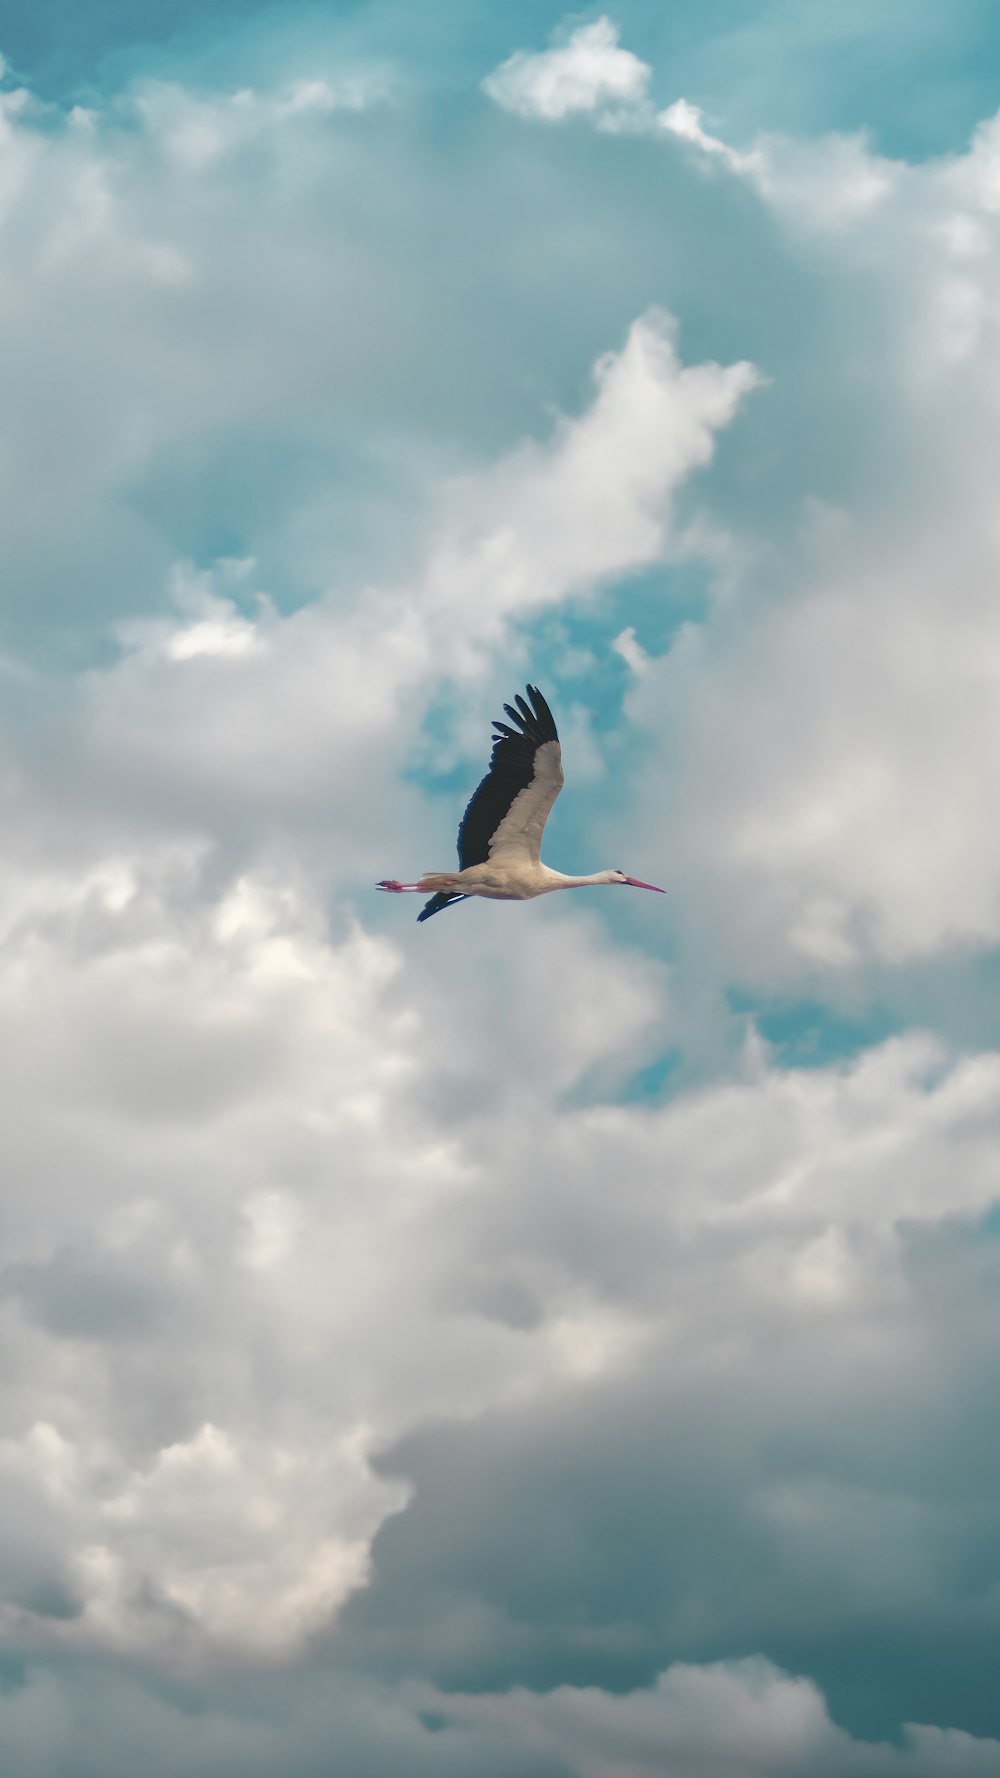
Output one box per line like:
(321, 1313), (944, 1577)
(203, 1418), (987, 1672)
(3, 3), (1000, 1773)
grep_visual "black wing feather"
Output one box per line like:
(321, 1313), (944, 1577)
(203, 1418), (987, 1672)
(456, 683), (560, 870)
(417, 891), (468, 923)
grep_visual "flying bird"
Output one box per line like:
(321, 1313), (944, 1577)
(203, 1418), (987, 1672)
(377, 683), (664, 922)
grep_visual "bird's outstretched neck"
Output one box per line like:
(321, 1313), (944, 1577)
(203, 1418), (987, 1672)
(541, 868), (665, 893)
(541, 868), (620, 889)
(548, 864), (612, 885)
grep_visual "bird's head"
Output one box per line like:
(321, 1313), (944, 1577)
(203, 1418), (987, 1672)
(609, 868), (665, 893)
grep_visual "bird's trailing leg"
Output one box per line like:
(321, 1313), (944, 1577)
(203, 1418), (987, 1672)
(376, 879), (424, 892)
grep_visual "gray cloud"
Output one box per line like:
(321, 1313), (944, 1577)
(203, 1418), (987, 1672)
(0, 1656), (995, 1777)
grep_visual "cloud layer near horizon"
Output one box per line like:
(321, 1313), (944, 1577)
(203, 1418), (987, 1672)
(3, 12), (1000, 1775)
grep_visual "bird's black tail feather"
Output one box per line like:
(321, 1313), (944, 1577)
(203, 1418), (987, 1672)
(417, 892), (468, 923)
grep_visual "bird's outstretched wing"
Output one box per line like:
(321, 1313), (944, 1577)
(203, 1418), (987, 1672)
(416, 685), (562, 922)
(458, 684), (563, 868)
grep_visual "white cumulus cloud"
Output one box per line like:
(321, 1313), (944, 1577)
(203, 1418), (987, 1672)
(482, 17), (651, 122)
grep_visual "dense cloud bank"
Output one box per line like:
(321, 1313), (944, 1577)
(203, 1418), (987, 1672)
(1, 1656), (999, 1778)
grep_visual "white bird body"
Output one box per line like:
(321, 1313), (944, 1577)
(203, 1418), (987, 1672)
(414, 862), (626, 902)
(377, 684), (663, 921)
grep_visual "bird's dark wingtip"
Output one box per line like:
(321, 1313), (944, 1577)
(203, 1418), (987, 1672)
(525, 682), (557, 740)
(417, 892), (468, 922)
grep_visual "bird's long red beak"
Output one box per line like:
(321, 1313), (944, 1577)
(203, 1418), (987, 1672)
(623, 876), (665, 893)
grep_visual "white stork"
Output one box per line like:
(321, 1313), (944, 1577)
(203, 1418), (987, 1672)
(377, 684), (664, 922)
